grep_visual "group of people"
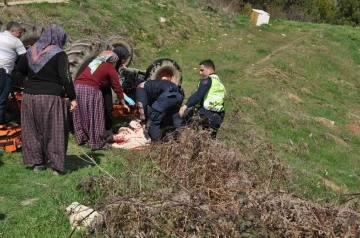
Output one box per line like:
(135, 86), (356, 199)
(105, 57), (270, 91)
(0, 22), (226, 175)
(136, 59), (226, 141)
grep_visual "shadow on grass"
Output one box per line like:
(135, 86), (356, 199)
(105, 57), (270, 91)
(0, 214), (5, 220)
(66, 151), (104, 172)
(22, 151), (105, 172)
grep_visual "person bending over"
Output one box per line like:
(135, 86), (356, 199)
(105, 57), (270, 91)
(136, 78), (183, 141)
(72, 51), (129, 150)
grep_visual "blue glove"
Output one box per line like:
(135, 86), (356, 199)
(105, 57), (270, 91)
(124, 95), (135, 106)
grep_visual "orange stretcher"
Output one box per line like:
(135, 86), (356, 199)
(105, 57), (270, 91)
(0, 124), (22, 152)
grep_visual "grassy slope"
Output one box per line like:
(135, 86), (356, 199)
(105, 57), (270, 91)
(1, 0), (360, 236)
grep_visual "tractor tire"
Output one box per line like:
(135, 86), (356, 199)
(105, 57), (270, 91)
(145, 58), (182, 86)
(106, 36), (133, 67)
(18, 22), (45, 48)
(10, 22), (45, 88)
(66, 39), (111, 81)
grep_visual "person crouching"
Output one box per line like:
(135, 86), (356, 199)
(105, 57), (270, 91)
(136, 79), (183, 141)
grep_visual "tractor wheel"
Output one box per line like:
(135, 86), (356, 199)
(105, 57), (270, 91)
(18, 22), (45, 48)
(66, 39), (111, 81)
(106, 36), (133, 67)
(145, 58), (182, 86)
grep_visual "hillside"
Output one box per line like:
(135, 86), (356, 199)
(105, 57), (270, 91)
(1, 0), (360, 237)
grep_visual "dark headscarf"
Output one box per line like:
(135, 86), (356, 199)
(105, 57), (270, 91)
(113, 46), (130, 61)
(27, 24), (67, 73)
(113, 46), (130, 70)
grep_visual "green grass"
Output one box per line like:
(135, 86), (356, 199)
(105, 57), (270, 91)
(0, 134), (156, 237)
(1, 0), (360, 236)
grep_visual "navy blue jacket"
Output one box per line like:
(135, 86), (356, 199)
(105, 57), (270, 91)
(136, 80), (180, 121)
(185, 76), (212, 108)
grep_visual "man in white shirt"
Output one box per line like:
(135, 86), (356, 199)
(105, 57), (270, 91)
(0, 21), (26, 124)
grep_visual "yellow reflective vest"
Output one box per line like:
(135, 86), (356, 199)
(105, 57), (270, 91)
(198, 74), (226, 112)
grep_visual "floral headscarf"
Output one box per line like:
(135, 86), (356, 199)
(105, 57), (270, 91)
(88, 50), (119, 74)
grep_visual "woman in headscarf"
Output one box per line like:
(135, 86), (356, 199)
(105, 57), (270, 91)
(72, 50), (129, 150)
(113, 46), (131, 72)
(17, 24), (77, 175)
(102, 46), (134, 137)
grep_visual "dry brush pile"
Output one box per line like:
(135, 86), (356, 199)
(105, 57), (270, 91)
(78, 124), (360, 237)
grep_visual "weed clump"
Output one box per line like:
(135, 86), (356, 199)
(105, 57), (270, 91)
(79, 127), (360, 237)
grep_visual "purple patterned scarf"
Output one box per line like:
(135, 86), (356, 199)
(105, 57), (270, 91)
(27, 24), (67, 73)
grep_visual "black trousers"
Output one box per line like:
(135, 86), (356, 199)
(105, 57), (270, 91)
(173, 107), (225, 138)
(102, 86), (113, 131)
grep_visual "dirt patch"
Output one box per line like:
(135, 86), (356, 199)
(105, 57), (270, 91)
(326, 133), (349, 147)
(331, 77), (355, 88)
(21, 198), (38, 206)
(267, 67), (289, 80)
(319, 176), (348, 193)
(300, 87), (313, 95)
(0, 197), (4, 202)
(241, 96), (258, 105)
(286, 92), (302, 103)
(348, 112), (360, 121)
(249, 43), (292, 70)
(315, 117), (335, 128)
(346, 124), (360, 137)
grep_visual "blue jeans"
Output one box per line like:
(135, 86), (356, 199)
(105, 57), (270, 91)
(0, 72), (11, 124)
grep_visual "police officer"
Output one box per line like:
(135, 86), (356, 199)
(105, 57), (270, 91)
(173, 59), (226, 138)
(136, 78), (183, 141)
